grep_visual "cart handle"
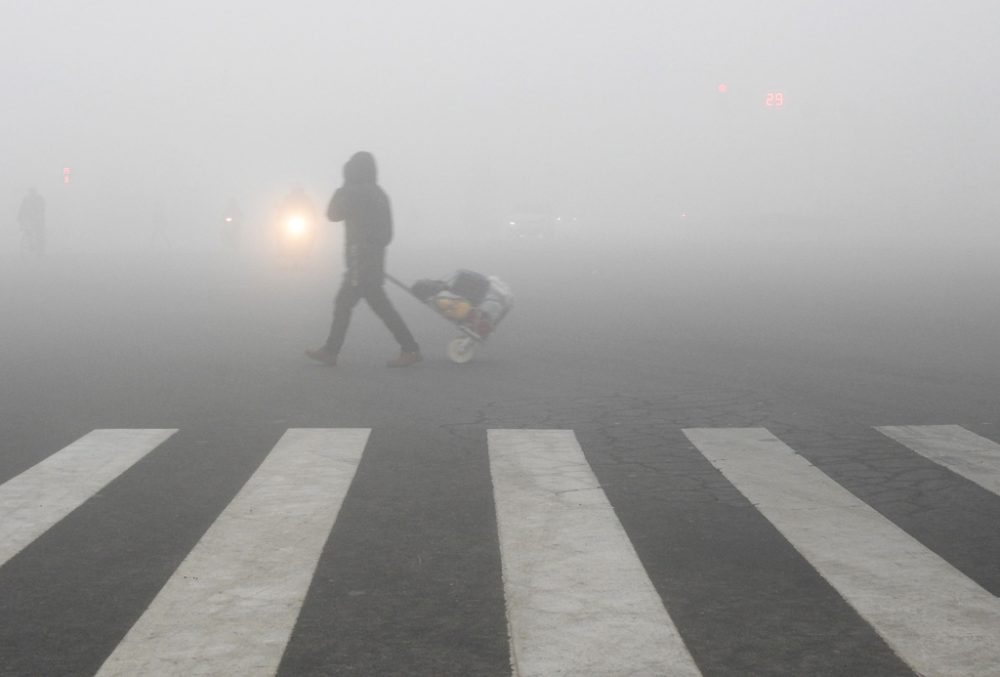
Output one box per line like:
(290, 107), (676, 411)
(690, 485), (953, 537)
(384, 273), (415, 297)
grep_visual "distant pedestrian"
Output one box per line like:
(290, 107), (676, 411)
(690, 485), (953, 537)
(306, 151), (421, 367)
(17, 187), (46, 257)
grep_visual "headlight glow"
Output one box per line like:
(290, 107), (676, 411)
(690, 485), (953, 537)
(286, 216), (306, 236)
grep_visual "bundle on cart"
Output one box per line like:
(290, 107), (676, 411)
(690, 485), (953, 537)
(388, 269), (513, 363)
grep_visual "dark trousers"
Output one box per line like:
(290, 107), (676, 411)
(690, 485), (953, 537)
(324, 250), (418, 355)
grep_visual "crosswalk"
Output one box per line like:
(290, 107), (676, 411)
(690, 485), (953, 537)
(686, 427), (1000, 677)
(490, 429), (699, 676)
(0, 428), (177, 568)
(2, 424), (999, 676)
(96, 429), (369, 676)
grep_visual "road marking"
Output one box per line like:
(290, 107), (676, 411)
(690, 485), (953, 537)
(96, 428), (370, 677)
(488, 429), (700, 677)
(684, 427), (1000, 677)
(877, 424), (1000, 497)
(0, 428), (176, 567)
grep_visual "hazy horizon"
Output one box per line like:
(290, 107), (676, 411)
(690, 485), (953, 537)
(4, 1), (999, 248)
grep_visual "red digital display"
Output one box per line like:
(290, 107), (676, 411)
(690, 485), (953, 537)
(765, 92), (785, 107)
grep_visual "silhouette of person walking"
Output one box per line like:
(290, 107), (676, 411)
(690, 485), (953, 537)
(307, 152), (421, 367)
(18, 187), (46, 257)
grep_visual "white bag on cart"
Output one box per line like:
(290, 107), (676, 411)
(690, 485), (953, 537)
(478, 276), (513, 329)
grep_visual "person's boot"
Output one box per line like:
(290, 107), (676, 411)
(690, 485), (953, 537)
(387, 350), (422, 367)
(305, 347), (337, 366)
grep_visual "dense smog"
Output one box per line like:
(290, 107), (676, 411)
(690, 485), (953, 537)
(2, 3), (999, 676)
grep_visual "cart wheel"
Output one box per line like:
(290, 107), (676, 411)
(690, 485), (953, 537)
(447, 337), (476, 364)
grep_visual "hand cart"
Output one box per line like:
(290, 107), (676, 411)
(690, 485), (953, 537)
(385, 271), (512, 363)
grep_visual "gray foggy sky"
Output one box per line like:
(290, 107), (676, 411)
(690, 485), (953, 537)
(3, 1), (998, 237)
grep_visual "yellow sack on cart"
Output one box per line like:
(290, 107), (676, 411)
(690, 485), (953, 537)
(435, 297), (472, 319)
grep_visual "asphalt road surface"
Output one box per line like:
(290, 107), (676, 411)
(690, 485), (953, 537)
(2, 226), (999, 676)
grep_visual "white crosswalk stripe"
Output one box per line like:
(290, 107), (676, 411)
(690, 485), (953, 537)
(0, 428), (176, 567)
(685, 427), (1000, 677)
(488, 429), (700, 677)
(96, 428), (370, 677)
(877, 424), (1000, 497)
(2, 423), (999, 675)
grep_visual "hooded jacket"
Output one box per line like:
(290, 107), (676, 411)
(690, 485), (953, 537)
(327, 152), (393, 265)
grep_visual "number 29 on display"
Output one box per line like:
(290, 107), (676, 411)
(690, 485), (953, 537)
(765, 92), (785, 107)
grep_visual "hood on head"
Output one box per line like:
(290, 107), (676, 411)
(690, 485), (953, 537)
(343, 151), (377, 185)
